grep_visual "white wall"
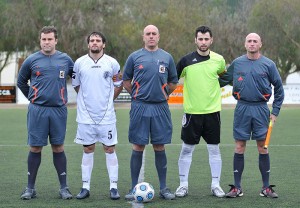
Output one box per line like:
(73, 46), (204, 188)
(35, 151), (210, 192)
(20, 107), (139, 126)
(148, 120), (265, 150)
(0, 53), (18, 85)
(286, 72), (300, 84)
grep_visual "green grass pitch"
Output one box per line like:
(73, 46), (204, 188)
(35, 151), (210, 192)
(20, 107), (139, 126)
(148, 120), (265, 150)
(0, 106), (299, 207)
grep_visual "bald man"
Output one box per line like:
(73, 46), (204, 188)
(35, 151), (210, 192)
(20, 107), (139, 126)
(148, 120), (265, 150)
(219, 33), (284, 198)
(122, 25), (178, 200)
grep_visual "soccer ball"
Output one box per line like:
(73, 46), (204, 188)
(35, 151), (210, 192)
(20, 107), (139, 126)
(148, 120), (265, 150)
(133, 182), (155, 203)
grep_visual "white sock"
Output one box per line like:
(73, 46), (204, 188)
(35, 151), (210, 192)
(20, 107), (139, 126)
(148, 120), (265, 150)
(178, 142), (195, 187)
(207, 144), (222, 188)
(81, 152), (94, 190)
(106, 152), (118, 189)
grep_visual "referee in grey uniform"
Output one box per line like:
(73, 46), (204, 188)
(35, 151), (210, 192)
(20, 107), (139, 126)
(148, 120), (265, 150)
(17, 26), (73, 200)
(122, 25), (178, 200)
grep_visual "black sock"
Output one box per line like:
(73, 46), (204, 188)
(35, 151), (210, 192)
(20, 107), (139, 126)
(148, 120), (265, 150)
(155, 150), (167, 190)
(27, 151), (41, 189)
(130, 150), (143, 189)
(259, 153), (270, 188)
(53, 151), (67, 189)
(233, 153), (244, 188)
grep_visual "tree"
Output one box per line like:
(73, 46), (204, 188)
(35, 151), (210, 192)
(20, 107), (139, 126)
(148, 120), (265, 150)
(0, 0), (16, 84)
(1, 0), (123, 59)
(249, 0), (300, 83)
(128, 0), (206, 62)
(1, 0), (298, 84)
(205, 0), (257, 63)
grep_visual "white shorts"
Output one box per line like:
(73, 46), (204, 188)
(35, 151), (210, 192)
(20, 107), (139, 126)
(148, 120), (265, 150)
(74, 123), (118, 146)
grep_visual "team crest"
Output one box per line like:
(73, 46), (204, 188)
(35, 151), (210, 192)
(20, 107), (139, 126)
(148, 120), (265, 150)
(59, 70), (65, 78)
(104, 71), (112, 79)
(182, 114), (187, 126)
(159, 65), (166, 73)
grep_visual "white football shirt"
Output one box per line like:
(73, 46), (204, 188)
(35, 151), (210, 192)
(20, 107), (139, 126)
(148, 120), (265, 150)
(72, 54), (122, 124)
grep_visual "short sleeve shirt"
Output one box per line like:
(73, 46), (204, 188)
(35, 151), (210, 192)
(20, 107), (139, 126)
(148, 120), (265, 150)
(123, 48), (178, 103)
(177, 51), (226, 114)
(17, 51), (74, 106)
(72, 54), (121, 124)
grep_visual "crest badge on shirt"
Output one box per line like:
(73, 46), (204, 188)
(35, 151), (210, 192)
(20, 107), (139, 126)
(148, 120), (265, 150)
(182, 114), (187, 126)
(59, 70), (65, 78)
(104, 71), (112, 79)
(159, 65), (166, 73)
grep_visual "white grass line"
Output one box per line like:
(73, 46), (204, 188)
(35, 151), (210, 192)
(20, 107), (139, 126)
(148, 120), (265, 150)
(129, 201), (145, 208)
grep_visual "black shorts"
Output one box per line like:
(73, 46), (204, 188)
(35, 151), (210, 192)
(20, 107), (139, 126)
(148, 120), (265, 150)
(181, 112), (221, 145)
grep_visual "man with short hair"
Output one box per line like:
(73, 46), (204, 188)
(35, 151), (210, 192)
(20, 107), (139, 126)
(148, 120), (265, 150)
(123, 25), (178, 200)
(175, 25), (226, 198)
(17, 26), (73, 200)
(72, 32), (123, 200)
(219, 33), (284, 198)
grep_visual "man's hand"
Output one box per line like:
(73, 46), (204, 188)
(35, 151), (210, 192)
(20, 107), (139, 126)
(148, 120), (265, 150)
(113, 72), (123, 82)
